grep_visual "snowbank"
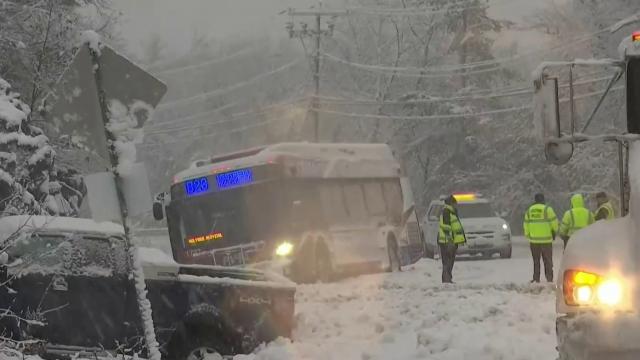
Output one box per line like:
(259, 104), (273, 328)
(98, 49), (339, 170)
(241, 255), (557, 360)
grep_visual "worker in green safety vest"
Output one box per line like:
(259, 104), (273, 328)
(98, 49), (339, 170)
(559, 193), (594, 249)
(523, 193), (558, 283)
(594, 192), (615, 221)
(438, 195), (466, 284)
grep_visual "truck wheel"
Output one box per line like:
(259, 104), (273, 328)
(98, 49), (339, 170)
(500, 247), (512, 259)
(387, 237), (401, 272)
(168, 325), (229, 360)
(186, 346), (223, 360)
(315, 239), (333, 283)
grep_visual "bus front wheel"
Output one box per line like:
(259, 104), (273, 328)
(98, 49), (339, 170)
(387, 237), (401, 272)
(315, 239), (333, 283)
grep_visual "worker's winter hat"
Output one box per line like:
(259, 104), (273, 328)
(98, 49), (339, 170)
(444, 194), (457, 206)
(596, 191), (608, 200)
(534, 193), (545, 203)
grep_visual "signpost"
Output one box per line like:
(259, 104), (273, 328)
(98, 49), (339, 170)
(46, 33), (167, 360)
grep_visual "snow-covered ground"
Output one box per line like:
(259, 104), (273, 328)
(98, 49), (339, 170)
(241, 239), (563, 360)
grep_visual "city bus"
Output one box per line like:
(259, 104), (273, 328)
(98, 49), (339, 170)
(153, 142), (423, 282)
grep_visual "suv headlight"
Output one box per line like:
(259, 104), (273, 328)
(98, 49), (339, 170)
(501, 223), (509, 231)
(563, 270), (624, 307)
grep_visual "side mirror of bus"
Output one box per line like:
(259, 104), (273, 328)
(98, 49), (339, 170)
(152, 192), (169, 221)
(401, 205), (416, 227)
(152, 202), (164, 221)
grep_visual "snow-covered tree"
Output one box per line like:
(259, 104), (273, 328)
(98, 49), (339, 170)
(0, 76), (85, 216)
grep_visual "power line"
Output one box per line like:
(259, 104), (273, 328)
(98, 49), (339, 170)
(346, 0), (510, 17)
(323, 53), (506, 78)
(154, 47), (258, 77)
(146, 97), (308, 136)
(322, 24), (617, 78)
(156, 59), (304, 110)
(313, 83), (625, 122)
(402, 87), (625, 151)
(313, 104), (532, 120)
(150, 102), (239, 128)
(314, 74), (614, 105)
(139, 116), (288, 149)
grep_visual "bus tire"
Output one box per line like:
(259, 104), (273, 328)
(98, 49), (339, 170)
(294, 238), (316, 284)
(315, 239), (333, 283)
(387, 236), (401, 272)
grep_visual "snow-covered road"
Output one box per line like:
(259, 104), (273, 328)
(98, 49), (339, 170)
(241, 239), (563, 360)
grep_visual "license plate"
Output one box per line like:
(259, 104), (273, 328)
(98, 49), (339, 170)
(470, 243), (492, 249)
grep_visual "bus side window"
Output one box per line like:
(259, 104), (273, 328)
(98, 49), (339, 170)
(320, 182), (349, 225)
(428, 205), (443, 221)
(343, 182), (368, 223)
(382, 180), (403, 221)
(363, 181), (387, 216)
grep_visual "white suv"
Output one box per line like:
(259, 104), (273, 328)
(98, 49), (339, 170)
(422, 194), (512, 259)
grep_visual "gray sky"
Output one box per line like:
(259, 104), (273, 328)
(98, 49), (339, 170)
(114, 0), (559, 60)
(114, 0), (320, 58)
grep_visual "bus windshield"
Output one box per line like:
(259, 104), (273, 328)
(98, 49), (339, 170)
(457, 202), (494, 218)
(169, 181), (286, 252)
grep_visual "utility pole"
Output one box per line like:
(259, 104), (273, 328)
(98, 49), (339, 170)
(286, 3), (346, 142)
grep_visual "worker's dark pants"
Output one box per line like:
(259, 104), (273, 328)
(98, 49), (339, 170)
(530, 243), (553, 282)
(439, 243), (458, 283)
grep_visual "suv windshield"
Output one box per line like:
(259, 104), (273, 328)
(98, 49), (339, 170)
(7, 233), (125, 277)
(457, 202), (494, 218)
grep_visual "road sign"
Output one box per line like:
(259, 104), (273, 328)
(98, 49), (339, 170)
(45, 45), (167, 160)
(45, 37), (167, 360)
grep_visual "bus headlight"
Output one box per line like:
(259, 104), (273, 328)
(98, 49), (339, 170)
(275, 242), (294, 257)
(564, 270), (624, 307)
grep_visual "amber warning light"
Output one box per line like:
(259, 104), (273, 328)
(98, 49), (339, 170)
(633, 31), (640, 42)
(187, 232), (224, 246)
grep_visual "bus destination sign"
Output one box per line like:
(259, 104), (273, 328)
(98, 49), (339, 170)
(216, 168), (254, 189)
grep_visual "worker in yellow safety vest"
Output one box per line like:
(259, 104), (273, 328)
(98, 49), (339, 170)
(594, 192), (615, 221)
(438, 195), (466, 284)
(524, 193), (558, 283)
(559, 193), (594, 249)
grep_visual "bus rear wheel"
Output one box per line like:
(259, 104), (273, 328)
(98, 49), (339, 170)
(387, 237), (401, 272)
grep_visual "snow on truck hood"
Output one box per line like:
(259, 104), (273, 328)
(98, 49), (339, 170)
(137, 247), (295, 289)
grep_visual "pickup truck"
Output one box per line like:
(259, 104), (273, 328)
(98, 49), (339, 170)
(0, 215), (296, 359)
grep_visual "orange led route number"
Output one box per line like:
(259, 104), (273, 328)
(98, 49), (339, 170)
(187, 232), (224, 246)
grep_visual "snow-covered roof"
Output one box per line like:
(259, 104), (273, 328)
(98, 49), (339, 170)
(0, 215), (124, 238)
(174, 142), (401, 183)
